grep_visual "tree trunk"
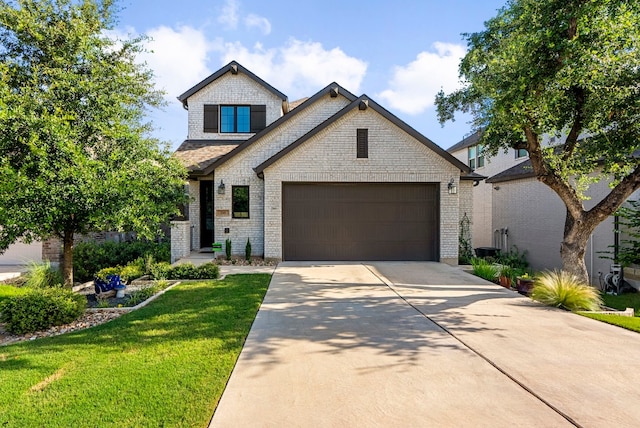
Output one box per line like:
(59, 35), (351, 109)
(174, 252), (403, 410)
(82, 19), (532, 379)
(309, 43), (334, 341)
(62, 228), (74, 287)
(560, 212), (593, 285)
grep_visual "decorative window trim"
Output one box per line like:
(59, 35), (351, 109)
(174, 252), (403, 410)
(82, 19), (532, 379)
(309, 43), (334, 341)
(232, 186), (250, 219)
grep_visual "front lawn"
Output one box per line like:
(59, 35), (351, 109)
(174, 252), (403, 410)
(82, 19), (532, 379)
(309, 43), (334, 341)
(580, 313), (640, 333)
(0, 274), (270, 427)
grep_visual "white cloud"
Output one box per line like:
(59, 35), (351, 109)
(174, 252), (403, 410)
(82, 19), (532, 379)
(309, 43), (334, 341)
(244, 14), (271, 35)
(378, 43), (466, 115)
(218, 0), (240, 29)
(216, 38), (368, 99)
(142, 26), (212, 99)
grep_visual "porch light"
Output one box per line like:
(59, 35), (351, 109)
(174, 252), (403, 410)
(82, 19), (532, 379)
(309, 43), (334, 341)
(218, 180), (226, 195)
(447, 178), (458, 195)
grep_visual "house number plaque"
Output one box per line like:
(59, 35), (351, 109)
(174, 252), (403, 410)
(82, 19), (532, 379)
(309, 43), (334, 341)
(216, 209), (230, 217)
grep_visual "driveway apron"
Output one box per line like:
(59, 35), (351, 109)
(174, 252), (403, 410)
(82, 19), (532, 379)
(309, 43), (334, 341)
(210, 262), (577, 427)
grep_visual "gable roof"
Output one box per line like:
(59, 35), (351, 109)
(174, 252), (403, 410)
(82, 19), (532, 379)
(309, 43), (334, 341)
(254, 95), (472, 176)
(192, 83), (358, 176)
(177, 61), (288, 109)
(173, 140), (241, 175)
(447, 129), (483, 153)
(485, 159), (535, 183)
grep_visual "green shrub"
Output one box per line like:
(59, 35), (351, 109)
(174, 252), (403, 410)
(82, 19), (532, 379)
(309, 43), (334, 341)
(0, 287), (86, 334)
(245, 238), (252, 261)
(225, 239), (232, 260)
(150, 262), (172, 280)
(195, 262), (220, 279)
(471, 258), (499, 282)
(495, 245), (529, 270)
(531, 270), (603, 311)
(119, 264), (144, 284)
(169, 263), (199, 279)
(24, 260), (63, 288)
(95, 266), (122, 280)
(73, 239), (170, 282)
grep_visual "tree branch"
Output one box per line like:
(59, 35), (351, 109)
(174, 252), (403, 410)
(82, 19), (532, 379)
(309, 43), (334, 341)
(562, 86), (585, 161)
(587, 165), (640, 226)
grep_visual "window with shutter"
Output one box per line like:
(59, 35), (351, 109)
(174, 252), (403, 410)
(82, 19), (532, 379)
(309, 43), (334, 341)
(203, 104), (219, 133)
(357, 129), (368, 158)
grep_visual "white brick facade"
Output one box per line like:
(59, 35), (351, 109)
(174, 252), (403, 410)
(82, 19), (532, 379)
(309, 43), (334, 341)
(261, 107), (461, 262)
(186, 73), (283, 140)
(170, 221), (191, 263)
(174, 62), (472, 264)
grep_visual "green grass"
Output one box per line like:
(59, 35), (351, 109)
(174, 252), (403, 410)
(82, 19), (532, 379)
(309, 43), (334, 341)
(580, 313), (640, 333)
(0, 284), (27, 305)
(601, 291), (640, 316)
(0, 274), (270, 427)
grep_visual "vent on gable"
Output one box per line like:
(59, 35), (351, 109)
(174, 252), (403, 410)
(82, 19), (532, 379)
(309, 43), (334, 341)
(357, 128), (368, 159)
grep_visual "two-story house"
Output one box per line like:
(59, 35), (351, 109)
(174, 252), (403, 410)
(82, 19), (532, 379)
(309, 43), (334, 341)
(171, 61), (480, 264)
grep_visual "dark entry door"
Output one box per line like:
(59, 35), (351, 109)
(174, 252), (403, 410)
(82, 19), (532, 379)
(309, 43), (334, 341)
(200, 181), (214, 248)
(282, 183), (439, 261)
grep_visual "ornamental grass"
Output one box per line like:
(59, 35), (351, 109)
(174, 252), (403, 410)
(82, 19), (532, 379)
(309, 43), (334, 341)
(531, 270), (602, 312)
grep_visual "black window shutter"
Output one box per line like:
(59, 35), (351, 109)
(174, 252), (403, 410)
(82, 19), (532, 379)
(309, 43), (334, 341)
(204, 104), (218, 133)
(250, 105), (266, 133)
(357, 128), (368, 158)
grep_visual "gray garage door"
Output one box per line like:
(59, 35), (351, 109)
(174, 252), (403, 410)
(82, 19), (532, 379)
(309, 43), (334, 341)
(282, 183), (439, 261)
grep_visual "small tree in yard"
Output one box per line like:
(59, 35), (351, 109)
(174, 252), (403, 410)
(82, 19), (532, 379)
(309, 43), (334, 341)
(436, 0), (640, 284)
(0, 0), (187, 286)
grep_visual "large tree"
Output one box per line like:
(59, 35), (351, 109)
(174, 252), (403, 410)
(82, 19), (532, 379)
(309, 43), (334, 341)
(436, 0), (640, 284)
(0, 0), (187, 286)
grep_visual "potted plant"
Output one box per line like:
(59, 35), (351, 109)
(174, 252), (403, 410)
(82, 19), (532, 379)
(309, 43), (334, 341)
(516, 272), (535, 295)
(499, 265), (514, 289)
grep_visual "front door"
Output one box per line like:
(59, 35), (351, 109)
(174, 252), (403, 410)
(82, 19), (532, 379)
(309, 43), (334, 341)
(200, 181), (214, 248)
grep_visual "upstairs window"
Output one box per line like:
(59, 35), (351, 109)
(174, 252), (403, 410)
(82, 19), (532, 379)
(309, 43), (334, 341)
(203, 104), (266, 134)
(357, 128), (368, 158)
(515, 148), (528, 159)
(468, 144), (484, 170)
(221, 106), (250, 133)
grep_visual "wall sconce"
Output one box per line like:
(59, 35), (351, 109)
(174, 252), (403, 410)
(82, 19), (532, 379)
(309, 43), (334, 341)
(218, 180), (225, 195)
(447, 178), (458, 195)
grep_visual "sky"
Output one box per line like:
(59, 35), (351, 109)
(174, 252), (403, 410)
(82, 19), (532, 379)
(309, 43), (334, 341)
(113, 0), (507, 150)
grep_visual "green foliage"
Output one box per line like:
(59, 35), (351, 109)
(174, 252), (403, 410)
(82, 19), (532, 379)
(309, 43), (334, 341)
(580, 313), (640, 334)
(459, 213), (473, 264)
(0, 284), (27, 305)
(495, 246), (529, 270)
(225, 238), (232, 260)
(245, 238), (252, 261)
(601, 291), (640, 316)
(531, 270), (603, 311)
(0, 287), (86, 334)
(73, 240), (170, 282)
(149, 262), (172, 280)
(24, 260), (63, 288)
(499, 265), (515, 281)
(95, 266), (121, 281)
(124, 279), (172, 307)
(119, 263), (144, 284)
(615, 199), (640, 266)
(148, 261), (220, 280)
(0, 0), (188, 285)
(435, 0), (640, 282)
(471, 258), (499, 282)
(0, 275), (270, 426)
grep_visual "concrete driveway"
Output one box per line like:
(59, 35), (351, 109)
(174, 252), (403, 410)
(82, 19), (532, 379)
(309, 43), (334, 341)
(210, 262), (640, 428)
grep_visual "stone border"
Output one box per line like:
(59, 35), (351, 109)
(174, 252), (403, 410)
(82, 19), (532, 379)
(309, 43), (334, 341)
(86, 281), (182, 313)
(583, 307), (635, 317)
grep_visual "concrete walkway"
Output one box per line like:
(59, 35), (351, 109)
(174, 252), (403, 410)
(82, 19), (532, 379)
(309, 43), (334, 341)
(210, 262), (640, 427)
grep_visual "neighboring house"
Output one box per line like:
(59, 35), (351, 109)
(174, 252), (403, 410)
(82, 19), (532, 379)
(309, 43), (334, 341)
(171, 61), (479, 264)
(448, 131), (640, 287)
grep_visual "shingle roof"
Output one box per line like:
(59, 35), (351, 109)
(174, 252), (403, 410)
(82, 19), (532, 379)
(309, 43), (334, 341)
(289, 97), (309, 110)
(173, 140), (241, 175)
(485, 159), (535, 183)
(447, 129), (483, 153)
(254, 95), (471, 176)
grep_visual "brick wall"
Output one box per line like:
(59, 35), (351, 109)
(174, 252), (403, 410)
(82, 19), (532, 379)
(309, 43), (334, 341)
(186, 72), (283, 140)
(262, 106), (461, 262)
(170, 221), (191, 263)
(212, 93), (352, 257)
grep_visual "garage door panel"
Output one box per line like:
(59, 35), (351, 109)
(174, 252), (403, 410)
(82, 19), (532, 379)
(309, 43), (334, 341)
(283, 183), (439, 261)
